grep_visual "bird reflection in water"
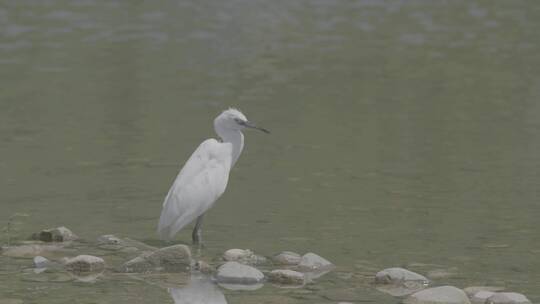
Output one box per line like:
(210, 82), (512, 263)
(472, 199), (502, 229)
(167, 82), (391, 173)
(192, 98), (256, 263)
(169, 275), (227, 304)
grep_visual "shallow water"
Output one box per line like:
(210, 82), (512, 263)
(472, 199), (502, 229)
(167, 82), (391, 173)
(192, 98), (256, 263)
(1, 0), (540, 303)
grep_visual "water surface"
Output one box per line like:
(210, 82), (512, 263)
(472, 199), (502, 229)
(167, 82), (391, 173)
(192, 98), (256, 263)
(1, 0), (539, 303)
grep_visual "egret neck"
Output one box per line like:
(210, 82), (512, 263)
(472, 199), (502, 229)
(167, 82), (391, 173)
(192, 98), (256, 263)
(216, 128), (244, 167)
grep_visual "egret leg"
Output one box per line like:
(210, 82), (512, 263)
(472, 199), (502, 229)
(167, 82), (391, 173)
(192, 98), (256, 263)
(192, 214), (204, 245)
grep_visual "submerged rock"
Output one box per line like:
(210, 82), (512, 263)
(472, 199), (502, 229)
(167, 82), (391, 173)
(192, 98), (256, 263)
(297, 253), (334, 272)
(119, 244), (192, 273)
(97, 235), (157, 253)
(215, 261), (264, 285)
(272, 251), (302, 265)
(194, 260), (214, 274)
(223, 249), (266, 265)
(32, 226), (78, 242)
(375, 267), (429, 285)
(268, 269), (305, 285)
(487, 293), (531, 304)
(64, 255), (105, 273)
(1, 244), (72, 259)
(404, 286), (471, 304)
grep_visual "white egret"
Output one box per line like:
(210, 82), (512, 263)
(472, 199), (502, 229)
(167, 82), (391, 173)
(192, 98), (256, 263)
(157, 108), (269, 244)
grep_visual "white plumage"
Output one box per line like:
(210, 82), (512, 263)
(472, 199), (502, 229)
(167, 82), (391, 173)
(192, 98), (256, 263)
(157, 108), (268, 243)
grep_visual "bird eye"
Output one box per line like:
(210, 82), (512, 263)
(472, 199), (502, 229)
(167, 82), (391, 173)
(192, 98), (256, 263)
(234, 118), (246, 125)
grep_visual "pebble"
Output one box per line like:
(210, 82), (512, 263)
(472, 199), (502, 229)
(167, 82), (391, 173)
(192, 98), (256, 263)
(64, 255), (105, 273)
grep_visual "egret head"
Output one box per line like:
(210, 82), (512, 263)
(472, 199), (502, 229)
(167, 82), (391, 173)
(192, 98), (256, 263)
(214, 108), (270, 135)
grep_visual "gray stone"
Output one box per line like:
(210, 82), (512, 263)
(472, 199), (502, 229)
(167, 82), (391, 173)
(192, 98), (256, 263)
(222, 248), (266, 265)
(375, 267), (429, 285)
(33, 256), (51, 268)
(297, 252), (334, 271)
(268, 269), (305, 285)
(487, 293), (531, 304)
(32, 226), (78, 242)
(471, 291), (496, 304)
(119, 244), (192, 273)
(215, 261), (264, 284)
(272, 251), (302, 265)
(65, 255), (105, 273)
(464, 287), (506, 298)
(404, 286), (471, 304)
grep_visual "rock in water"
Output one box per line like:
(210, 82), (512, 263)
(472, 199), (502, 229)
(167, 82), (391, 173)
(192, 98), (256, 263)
(215, 261), (264, 284)
(464, 287), (506, 297)
(375, 267), (430, 297)
(471, 291), (496, 304)
(222, 249), (266, 265)
(487, 293), (531, 304)
(97, 235), (157, 253)
(33, 256), (51, 268)
(404, 286), (471, 304)
(268, 269), (305, 285)
(65, 255), (105, 273)
(375, 267), (430, 285)
(1, 244), (72, 259)
(297, 253), (334, 271)
(120, 244), (192, 273)
(32, 226), (78, 242)
(272, 251), (302, 265)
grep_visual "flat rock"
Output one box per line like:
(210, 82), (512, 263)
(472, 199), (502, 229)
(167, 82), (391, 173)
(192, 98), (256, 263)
(297, 252), (334, 271)
(215, 261), (264, 284)
(97, 235), (157, 253)
(471, 291), (496, 304)
(119, 244), (192, 273)
(272, 251), (302, 265)
(404, 286), (471, 304)
(464, 287), (506, 297)
(268, 269), (305, 285)
(1, 244), (72, 259)
(223, 248), (266, 265)
(65, 255), (105, 273)
(487, 293), (531, 304)
(375, 267), (429, 285)
(32, 226), (78, 242)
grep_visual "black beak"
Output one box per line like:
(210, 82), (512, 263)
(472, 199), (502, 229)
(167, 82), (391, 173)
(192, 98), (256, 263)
(244, 121), (270, 134)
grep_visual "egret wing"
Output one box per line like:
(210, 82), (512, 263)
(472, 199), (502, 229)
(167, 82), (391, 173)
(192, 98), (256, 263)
(157, 139), (232, 240)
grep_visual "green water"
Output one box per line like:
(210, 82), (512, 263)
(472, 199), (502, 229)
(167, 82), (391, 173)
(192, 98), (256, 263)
(1, 0), (540, 303)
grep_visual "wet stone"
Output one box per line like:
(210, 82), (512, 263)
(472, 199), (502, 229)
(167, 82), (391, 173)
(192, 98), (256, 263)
(297, 252), (334, 271)
(119, 244), (192, 273)
(1, 244), (72, 259)
(471, 291), (496, 304)
(216, 261), (264, 285)
(268, 269), (305, 285)
(32, 226), (78, 242)
(223, 249), (266, 265)
(404, 286), (471, 304)
(272, 251), (302, 265)
(65, 255), (105, 273)
(33, 256), (52, 268)
(487, 293), (531, 304)
(97, 234), (157, 253)
(375, 267), (429, 285)
(464, 287), (506, 297)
